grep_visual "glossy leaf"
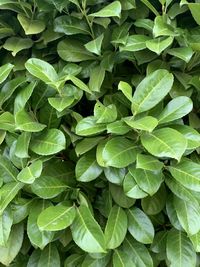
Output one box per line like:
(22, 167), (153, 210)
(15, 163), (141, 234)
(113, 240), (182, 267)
(89, 1), (121, 18)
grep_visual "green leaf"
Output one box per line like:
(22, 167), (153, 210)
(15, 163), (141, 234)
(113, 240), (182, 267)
(75, 116), (106, 136)
(173, 195), (200, 235)
(123, 172), (148, 199)
(0, 155), (18, 182)
(107, 120), (130, 135)
(15, 109), (46, 132)
(118, 81), (132, 101)
(0, 223), (24, 266)
(38, 243), (60, 267)
(0, 77), (26, 108)
(3, 37), (33, 56)
(58, 39), (96, 62)
(104, 167), (125, 185)
(167, 229), (196, 267)
(37, 203), (76, 231)
(188, 3), (200, 26)
(89, 1), (121, 18)
(25, 58), (59, 85)
(68, 74), (91, 94)
(136, 153), (164, 171)
(127, 207), (154, 244)
(168, 160), (200, 192)
(48, 96), (74, 112)
(89, 65), (105, 92)
(170, 125), (200, 150)
(75, 150), (103, 182)
(0, 207), (13, 246)
(31, 176), (68, 199)
(110, 183), (136, 208)
(0, 63), (13, 84)
(17, 160), (42, 184)
(17, 14), (45, 35)
(84, 34), (104, 55)
(15, 132), (31, 158)
(105, 205), (127, 249)
(71, 205), (106, 253)
(113, 249), (135, 267)
(30, 129), (66, 155)
(27, 200), (53, 249)
(153, 16), (175, 37)
(167, 47), (194, 63)
(158, 96), (193, 124)
(54, 15), (89, 35)
(112, 23), (131, 45)
(146, 36), (173, 55)
(75, 136), (104, 156)
(120, 35), (149, 52)
(123, 116), (158, 132)
(0, 112), (15, 132)
(123, 235), (153, 267)
(132, 69), (174, 115)
(141, 127), (187, 161)
(64, 254), (84, 267)
(0, 182), (23, 215)
(14, 82), (37, 114)
(94, 101), (117, 123)
(129, 166), (163, 196)
(102, 137), (139, 168)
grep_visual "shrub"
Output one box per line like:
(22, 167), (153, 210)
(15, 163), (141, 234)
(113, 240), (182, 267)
(0, 0), (200, 266)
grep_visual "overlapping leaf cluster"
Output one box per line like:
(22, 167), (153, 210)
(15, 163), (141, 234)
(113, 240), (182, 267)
(1, 0), (200, 266)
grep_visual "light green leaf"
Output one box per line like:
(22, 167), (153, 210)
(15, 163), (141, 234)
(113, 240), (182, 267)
(146, 36), (173, 55)
(123, 172), (148, 199)
(123, 116), (158, 132)
(127, 207), (154, 244)
(0, 182), (23, 215)
(167, 229), (196, 267)
(190, 231), (200, 253)
(71, 205), (106, 253)
(0, 223), (24, 266)
(89, 1), (121, 18)
(58, 39), (96, 62)
(0, 155), (18, 182)
(17, 160), (42, 184)
(118, 81), (132, 101)
(31, 176), (68, 199)
(158, 96), (193, 124)
(75, 150), (103, 182)
(37, 203), (76, 231)
(75, 136), (104, 156)
(104, 167), (125, 185)
(102, 137), (139, 168)
(54, 15), (89, 35)
(123, 235), (153, 267)
(136, 153), (164, 171)
(112, 23), (131, 45)
(129, 166), (163, 196)
(0, 63), (13, 84)
(0, 207), (13, 246)
(173, 195), (200, 235)
(3, 37), (33, 56)
(167, 47), (194, 63)
(141, 127), (187, 161)
(75, 116), (106, 136)
(27, 200), (54, 249)
(89, 65), (105, 92)
(170, 124), (200, 150)
(84, 34), (104, 55)
(38, 243), (60, 267)
(153, 16), (175, 37)
(48, 96), (74, 112)
(113, 249), (135, 267)
(107, 120), (130, 135)
(17, 14), (45, 35)
(120, 35), (149, 52)
(30, 129), (66, 155)
(132, 69), (174, 115)
(105, 205), (127, 249)
(25, 58), (59, 85)
(15, 109), (46, 132)
(188, 3), (200, 25)
(94, 101), (117, 123)
(15, 132), (31, 158)
(0, 112), (15, 132)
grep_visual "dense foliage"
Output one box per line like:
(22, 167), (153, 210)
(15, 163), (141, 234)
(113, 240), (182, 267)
(1, 0), (200, 266)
